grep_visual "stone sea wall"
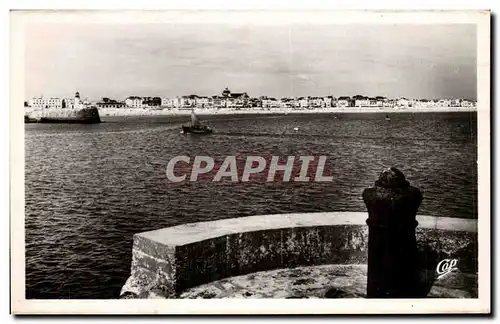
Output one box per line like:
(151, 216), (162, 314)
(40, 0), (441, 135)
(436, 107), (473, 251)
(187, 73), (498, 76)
(120, 212), (477, 299)
(24, 107), (101, 123)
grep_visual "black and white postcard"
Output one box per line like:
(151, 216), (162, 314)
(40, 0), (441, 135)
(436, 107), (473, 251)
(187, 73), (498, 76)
(10, 10), (491, 314)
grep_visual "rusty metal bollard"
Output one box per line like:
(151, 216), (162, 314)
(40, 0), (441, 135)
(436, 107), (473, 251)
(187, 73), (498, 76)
(362, 167), (423, 298)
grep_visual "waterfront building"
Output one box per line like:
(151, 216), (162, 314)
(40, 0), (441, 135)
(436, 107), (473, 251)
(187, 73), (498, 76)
(171, 97), (182, 108)
(280, 98), (297, 108)
(284, 98), (298, 108)
(451, 99), (461, 107)
(125, 96), (143, 108)
(28, 97), (45, 108)
(28, 91), (83, 109)
(397, 97), (410, 107)
(28, 97), (43, 108)
(309, 97), (324, 108)
(224, 97), (235, 108)
(297, 97), (309, 108)
(375, 96), (386, 107)
(382, 99), (393, 108)
(161, 97), (175, 108)
(29, 97), (63, 109)
(63, 98), (75, 109)
(354, 95), (370, 107)
(180, 95), (198, 108)
(277, 98), (287, 108)
(221, 98), (232, 108)
(323, 96), (333, 108)
(248, 98), (262, 108)
(368, 97), (378, 107)
(28, 89), (475, 112)
(220, 87), (250, 108)
(211, 96), (224, 108)
(461, 99), (475, 108)
(414, 99), (427, 108)
(262, 97), (279, 108)
(48, 97), (63, 108)
(418, 99), (429, 108)
(438, 99), (451, 107)
(337, 96), (351, 108)
(142, 97), (162, 108)
(285, 98), (297, 108)
(196, 96), (210, 108)
(96, 98), (126, 109)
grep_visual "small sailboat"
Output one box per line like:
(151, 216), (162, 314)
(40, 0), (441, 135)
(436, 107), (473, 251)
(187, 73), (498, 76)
(385, 114), (391, 121)
(181, 109), (213, 134)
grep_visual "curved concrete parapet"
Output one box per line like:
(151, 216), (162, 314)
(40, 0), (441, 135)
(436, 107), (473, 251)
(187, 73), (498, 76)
(120, 212), (477, 299)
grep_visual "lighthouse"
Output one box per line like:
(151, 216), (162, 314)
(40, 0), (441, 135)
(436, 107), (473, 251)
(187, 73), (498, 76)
(74, 91), (81, 109)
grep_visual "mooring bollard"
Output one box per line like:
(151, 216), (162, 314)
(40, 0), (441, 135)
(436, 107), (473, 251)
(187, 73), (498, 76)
(362, 167), (423, 298)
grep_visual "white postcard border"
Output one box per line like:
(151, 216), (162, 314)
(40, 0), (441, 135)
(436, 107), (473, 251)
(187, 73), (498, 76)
(10, 9), (491, 314)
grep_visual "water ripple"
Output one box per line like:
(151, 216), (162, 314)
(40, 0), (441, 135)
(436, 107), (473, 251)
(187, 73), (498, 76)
(25, 112), (477, 299)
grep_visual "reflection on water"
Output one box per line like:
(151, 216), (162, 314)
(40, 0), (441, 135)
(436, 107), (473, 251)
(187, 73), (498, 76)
(25, 112), (477, 299)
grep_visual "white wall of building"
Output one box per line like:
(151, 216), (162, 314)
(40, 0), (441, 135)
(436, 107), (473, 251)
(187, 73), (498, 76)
(125, 98), (143, 108)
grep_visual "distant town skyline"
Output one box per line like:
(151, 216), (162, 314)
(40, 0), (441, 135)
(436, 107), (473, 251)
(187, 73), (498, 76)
(25, 23), (477, 101)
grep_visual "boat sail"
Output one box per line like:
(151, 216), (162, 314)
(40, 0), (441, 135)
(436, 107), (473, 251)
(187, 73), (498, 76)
(182, 109), (213, 134)
(191, 109), (200, 126)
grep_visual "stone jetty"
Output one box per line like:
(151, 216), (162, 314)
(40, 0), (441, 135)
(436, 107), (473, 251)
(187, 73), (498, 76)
(24, 106), (101, 124)
(120, 211), (477, 299)
(120, 168), (478, 300)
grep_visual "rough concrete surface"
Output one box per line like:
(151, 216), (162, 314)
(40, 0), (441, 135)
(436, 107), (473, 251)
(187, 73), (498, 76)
(180, 264), (477, 299)
(120, 212), (478, 299)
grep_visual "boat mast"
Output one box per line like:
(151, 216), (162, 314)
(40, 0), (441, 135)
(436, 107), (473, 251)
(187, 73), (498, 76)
(191, 109), (200, 126)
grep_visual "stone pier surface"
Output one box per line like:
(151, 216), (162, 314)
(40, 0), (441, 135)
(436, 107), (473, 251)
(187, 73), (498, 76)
(179, 264), (477, 299)
(120, 212), (477, 299)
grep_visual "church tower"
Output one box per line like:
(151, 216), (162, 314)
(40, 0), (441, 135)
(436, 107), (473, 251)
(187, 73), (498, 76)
(222, 87), (231, 97)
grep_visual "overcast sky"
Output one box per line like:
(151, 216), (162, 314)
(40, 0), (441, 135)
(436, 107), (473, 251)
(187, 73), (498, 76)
(25, 23), (477, 101)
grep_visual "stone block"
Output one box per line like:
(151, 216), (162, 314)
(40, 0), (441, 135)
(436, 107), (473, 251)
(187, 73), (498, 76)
(175, 236), (228, 293)
(227, 229), (283, 277)
(119, 212), (478, 299)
